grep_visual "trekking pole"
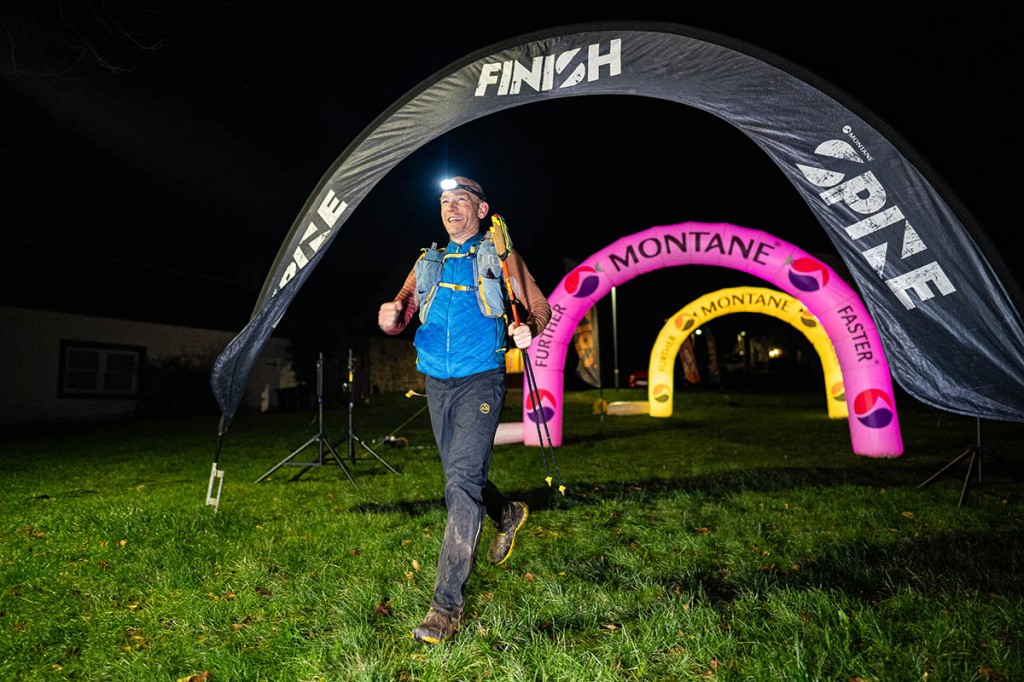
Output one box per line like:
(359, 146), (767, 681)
(489, 214), (565, 495)
(521, 344), (565, 493)
(489, 214), (555, 469)
(518, 344), (553, 482)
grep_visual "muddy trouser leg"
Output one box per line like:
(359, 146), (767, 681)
(426, 368), (505, 615)
(483, 479), (508, 527)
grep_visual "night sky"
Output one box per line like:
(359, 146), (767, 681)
(1, 4), (1013, 378)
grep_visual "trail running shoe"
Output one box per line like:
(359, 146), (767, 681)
(487, 501), (529, 565)
(411, 607), (462, 644)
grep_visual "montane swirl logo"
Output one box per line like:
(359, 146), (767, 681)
(565, 266), (601, 298)
(852, 389), (894, 428)
(787, 257), (830, 293)
(526, 389), (557, 423)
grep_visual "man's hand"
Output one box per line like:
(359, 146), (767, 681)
(509, 321), (533, 349)
(378, 300), (403, 332)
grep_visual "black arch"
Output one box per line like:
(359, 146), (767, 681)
(212, 21), (1024, 429)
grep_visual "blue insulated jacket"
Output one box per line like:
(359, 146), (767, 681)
(413, 233), (508, 379)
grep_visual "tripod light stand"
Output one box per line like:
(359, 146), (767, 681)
(337, 348), (400, 475)
(919, 416), (990, 508)
(256, 352), (356, 485)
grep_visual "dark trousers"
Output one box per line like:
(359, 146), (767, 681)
(425, 367), (511, 615)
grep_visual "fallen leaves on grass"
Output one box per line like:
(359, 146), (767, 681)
(207, 591), (236, 600)
(176, 672), (211, 682)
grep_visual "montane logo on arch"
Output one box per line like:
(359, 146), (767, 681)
(852, 388), (895, 429)
(526, 388), (558, 424)
(474, 39), (622, 97)
(565, 265), (601, 298)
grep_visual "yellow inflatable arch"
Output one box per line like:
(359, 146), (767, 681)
(648, 286), (848, 419)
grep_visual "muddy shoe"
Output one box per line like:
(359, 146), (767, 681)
(411, 607), (462, 644)
(487, 501), (529, 565)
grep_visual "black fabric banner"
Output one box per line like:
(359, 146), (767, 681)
(211, 21), (1024, 429)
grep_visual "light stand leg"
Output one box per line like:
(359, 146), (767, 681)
(919, 417), (984, 508)
(350, 431), (401, 474)
(255, 352), (356, 486)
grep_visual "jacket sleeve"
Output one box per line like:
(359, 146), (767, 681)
(383, 264), (420, 335)
(506, 250), (551, 338)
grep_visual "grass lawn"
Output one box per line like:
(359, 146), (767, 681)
(1, 386), (1022, 681)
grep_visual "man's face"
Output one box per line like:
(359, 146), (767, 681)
(440, 188), (487, 243)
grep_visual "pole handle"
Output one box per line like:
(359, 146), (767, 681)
(490, 215), (522, 326)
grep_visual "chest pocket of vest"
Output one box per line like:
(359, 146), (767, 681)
(415, 247), (445, 324)
(474, 244), (507, 319)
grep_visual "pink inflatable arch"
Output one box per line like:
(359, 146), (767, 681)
(523, 222), (903, 457)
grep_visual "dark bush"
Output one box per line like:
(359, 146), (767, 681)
(141, 352), (220, 417)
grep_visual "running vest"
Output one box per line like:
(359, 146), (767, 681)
(415, 233), (507, 323)
(413, 232), (510, 379)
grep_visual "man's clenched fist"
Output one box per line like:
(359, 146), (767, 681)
(508, 321), (533, 349)
(378, 300), (403, 332)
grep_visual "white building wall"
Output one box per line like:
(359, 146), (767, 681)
(0, 306), (290, 426)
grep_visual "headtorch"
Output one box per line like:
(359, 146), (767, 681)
(440, 178), (487, 202)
